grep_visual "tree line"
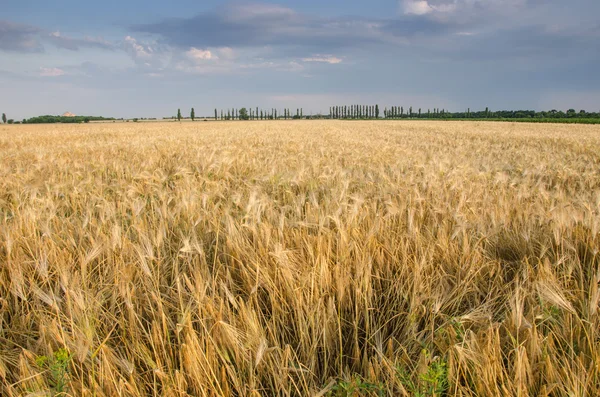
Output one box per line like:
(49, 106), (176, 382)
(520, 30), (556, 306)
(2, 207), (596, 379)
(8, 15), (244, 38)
(4, 106), (599, 126)
(171, 106), (600, 122)
(0, 115), (116, 124)
(211, 108), (305, 120)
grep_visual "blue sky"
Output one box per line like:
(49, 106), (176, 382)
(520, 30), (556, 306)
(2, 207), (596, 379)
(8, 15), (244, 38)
(1, 0), (599, 119)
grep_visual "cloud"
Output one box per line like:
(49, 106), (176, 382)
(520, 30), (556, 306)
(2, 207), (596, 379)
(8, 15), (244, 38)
(46, 31), (114, 51)
(403, 1), (434, 15)
(39, 67), (66, 77)
(132, 4), (401, 53)
(301, 55), (342, 64)
(400, 0), (536, 23)
(186, 47), (215, 61)
(128, 1), (600, 75)
(122, 36), (167, 70)
(0, 20), (42, 52)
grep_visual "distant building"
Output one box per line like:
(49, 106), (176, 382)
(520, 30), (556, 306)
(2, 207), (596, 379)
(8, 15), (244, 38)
(62, 112), (76, 117)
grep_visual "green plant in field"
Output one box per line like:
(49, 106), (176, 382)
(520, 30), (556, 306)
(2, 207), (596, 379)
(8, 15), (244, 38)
(327, 375), (384, 396)
(35, 348), (72, 396)
(396, 350), (448, 397)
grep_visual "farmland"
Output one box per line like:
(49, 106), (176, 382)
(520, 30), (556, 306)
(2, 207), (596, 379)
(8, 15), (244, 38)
(1, 120), (599, 396)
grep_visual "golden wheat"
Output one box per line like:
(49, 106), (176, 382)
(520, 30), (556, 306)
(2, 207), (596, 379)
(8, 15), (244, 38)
(0, 120), (599, 396)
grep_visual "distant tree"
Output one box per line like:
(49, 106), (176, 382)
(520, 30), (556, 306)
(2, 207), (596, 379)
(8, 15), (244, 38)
(227, 110), (231, 120)
(418, 108), (421, 118)
(375, 104), (379, 119)
(191, 108), (195, 121)
(300, 108), (303, 119)
(177, 109), (182, 121)
(409, 106), (413, 117)
(239, 108), (249, 120)
(7, 119), (14, 124)
(428, 109), (431, 118)
(485, 107), (489, 118)
(2, 113), (6, 124)
(214, 109), (218, 120)
(400, 107), (404, 118)
(221, 110), (223, 120)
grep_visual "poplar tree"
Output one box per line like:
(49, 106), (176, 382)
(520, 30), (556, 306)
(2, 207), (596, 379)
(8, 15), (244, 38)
(177, 109), (182, 121)
(190, 108), (195, 121)
(2, 113), (6, 124)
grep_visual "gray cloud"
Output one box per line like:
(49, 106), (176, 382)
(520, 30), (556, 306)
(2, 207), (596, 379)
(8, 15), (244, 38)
(132, 1), (600, 65)
(1, 20), (117, 53)
(133, 3), (440, 52)
(0, 20), (43, 52)
(46, 32), (115, 51)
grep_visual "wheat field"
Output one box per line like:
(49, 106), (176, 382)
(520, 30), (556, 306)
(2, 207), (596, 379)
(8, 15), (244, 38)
(0, 120), (599, 396)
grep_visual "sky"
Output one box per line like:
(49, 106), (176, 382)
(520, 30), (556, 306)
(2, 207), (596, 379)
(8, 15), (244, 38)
(1, 0), (599, 119)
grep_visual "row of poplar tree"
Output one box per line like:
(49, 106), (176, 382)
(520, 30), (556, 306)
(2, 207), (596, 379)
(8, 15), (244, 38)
(177, 106), (452, 120)
(178, 106), (600, 121)
(177, 108), (305, 121)
(329, 105), (453, 119)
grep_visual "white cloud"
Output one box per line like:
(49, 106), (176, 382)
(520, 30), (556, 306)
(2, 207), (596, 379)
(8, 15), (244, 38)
(216, 47), (235, 60)
(403, 0), (460, 15)
(404, 0), (434, 15)
(39, 67), (65, 77)
(122, 36), (166, 70)
(123, 36), (154, 60)
(186, 47), (215, 61)
(301, 55), (343, 64)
